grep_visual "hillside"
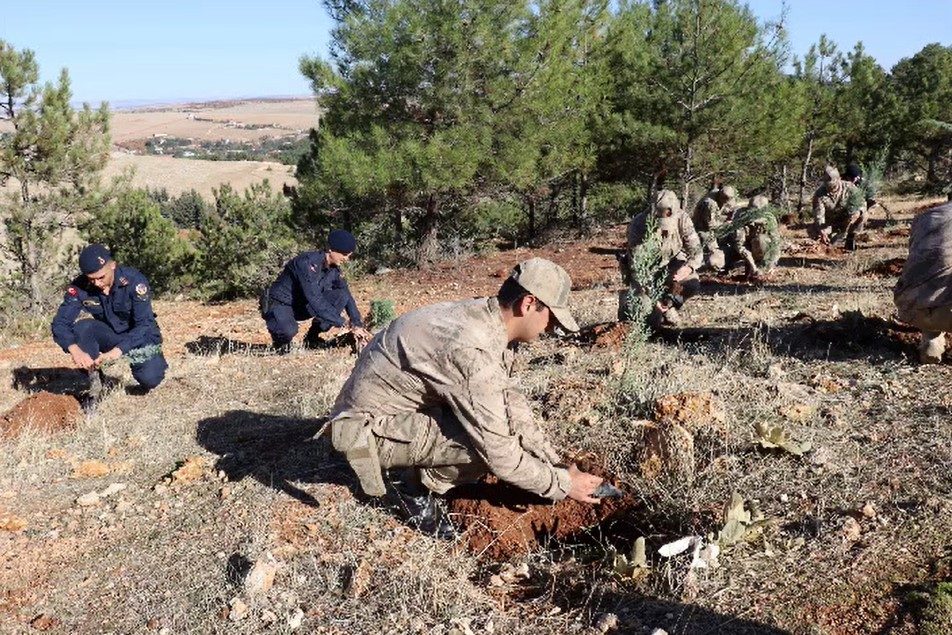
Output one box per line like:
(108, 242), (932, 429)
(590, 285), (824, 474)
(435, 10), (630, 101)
(0, 196), (950, 634)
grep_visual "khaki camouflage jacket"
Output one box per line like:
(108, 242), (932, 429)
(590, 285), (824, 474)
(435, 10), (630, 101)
(330, 297), (571, 500)
(627, 211), (703, 270)
(812, 181), (866, 227)
(895, 203), (952, 311)
(692, 196), (734, 234)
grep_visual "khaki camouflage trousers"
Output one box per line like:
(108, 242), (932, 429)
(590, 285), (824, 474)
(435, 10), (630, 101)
(370, 408), (488, 494)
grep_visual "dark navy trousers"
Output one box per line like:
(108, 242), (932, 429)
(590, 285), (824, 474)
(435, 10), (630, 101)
(263, 288), (352, 346)
(73, 320), (168, 390)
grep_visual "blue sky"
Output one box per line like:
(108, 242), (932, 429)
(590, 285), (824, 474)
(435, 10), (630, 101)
(1, 0), (949, 105)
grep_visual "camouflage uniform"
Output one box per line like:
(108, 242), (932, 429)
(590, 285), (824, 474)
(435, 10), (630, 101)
(894, 202), (952, 363)
(812, 166), (868, 249)
(692, 186), (736, 270)
(330, 297), (571, 499)
(624, 190), (703, 325)
(723, 195), (782, 276)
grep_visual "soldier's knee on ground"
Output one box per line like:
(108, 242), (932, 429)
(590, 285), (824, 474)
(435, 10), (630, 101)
(264, 308), (299, 345)
(131, 355), (168, 390)
(918, 331), (946, 364)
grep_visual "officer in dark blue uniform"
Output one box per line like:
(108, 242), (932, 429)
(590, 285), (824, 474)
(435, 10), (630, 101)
(51, 244), (168, 393)
(261, 229), (370, 349)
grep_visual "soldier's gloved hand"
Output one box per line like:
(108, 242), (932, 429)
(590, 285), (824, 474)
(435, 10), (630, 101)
(68, 345), (96, 371)
(567, 464), (603, 504)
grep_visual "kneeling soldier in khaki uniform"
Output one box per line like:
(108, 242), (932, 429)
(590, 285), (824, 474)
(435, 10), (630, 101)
(329, 258), (603, 536)
(894, 202), (952, 363)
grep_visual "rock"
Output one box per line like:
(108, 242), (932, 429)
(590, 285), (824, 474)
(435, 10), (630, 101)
(639, 422), (695, 482)
(287, 607), (304, 630)
(244, 555), (279, 595)
(261, 609), (278, 624)
(650, 629), (669, 635)
(861, 502), (877, 519)
(843, 517), (862, 542)
(76, 492), (101, 507)
(115, 499), (133, 514)
(146, 617), (161, 630)
(594, 612), (619, 633)
(374, 267), (394, 275)
(72, 460), (110, 479)
(153, 483), (168, 495)
(100, 483), (127, 498)
(653, 392), (727, 436)
(170, 456), (209, 486)
(228, 597), (248, 621)
(30, 613), (60, 631)
(0, 508), (27, 532)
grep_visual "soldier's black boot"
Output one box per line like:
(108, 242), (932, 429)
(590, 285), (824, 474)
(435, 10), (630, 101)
(844, 234), (856, 251)
(385, 471), (456, 540)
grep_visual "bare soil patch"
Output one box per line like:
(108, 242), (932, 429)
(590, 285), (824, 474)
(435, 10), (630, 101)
(865, 257), (906, 277)
(448, 472), (637, 561)
(0, 392), (81, 437)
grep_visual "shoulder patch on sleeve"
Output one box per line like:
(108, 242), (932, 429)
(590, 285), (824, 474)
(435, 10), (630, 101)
(118, 276), (129, 286)
(135, 283), (149, 297)
(67, 286), (78, 297)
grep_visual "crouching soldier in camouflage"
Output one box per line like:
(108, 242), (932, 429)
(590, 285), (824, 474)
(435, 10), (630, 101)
(810, 165), (868, 251)
(329, 258), (603, 537)
(622, 189), (703, 327)
(894, 202), (952, 364)
(693, 184), (737, 271)
(720, 195), (782, 279)
(51, 244), (168, 398)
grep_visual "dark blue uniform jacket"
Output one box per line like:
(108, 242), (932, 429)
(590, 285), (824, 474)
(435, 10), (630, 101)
(51, 266), (163, 354)
(267, 251), (362, 327)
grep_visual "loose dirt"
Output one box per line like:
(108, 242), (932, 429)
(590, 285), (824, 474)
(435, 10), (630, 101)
(0, 392), (81, 437)
(448, 470), (637, 561)
(865, 257), (906, 277)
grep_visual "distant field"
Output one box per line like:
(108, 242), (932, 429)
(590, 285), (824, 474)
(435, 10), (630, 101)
(103, 152), (296, 198)
(0, 98), (311, 198)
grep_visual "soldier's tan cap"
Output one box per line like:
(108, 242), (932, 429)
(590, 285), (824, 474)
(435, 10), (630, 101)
(823, 165), (840, 182)
(654, 189), (681, 213)
(722, 185), (737, 200)
(509, 257), (579, 332)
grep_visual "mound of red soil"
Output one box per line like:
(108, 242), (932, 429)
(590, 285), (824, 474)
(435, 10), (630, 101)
(865, 257), (905, 277)
(1, 392), (82, 438)
(447, 473), (638, 561)
(574, 322), (631, 349)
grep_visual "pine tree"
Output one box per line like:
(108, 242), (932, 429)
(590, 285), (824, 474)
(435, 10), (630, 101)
(0, 40), (110, 315)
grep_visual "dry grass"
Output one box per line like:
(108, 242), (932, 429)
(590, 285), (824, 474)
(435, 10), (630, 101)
(0, 195), (951, 633)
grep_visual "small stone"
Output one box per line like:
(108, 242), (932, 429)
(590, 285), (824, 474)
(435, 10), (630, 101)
(218, 485), (232, 500)
(76, 492), (101, 507)
(287, 607), (304, 630)
(843, 517), (862, 542)
(861, 502), (876, 519)
(244, 556), (279, 595)
(30, 614), (60, 630)
(72, 460), (110, 479)
(261, 609), (278, 624)
(228, 597), (248, 621)
(153, 483), (168, 495)
(650, 629), (669, 635)
(115, 500), (133, 514)
(100, 483), (127, 498)
(146, 617), (161, 630)
(594, 612), (619, 633)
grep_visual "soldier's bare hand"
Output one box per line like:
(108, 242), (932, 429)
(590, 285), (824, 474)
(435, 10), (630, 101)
(94, 348), (122, 366)
(69, 346), (96, 371)
(350, 326), (372, 341)
(566, 464), (603, 504)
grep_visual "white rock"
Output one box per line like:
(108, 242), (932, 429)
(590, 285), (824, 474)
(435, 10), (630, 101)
(650, 629), (669, 635)
(287, 607), (304, 630)
(228, 597), (248, 621)
(261, 609), (278, 624)
(76, 492), (101, 507)
(100, 483), (127, 497)
(658, 536), (698, 557)
(244, 556), (279, 595)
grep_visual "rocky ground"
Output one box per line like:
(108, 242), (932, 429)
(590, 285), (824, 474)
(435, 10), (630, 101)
(0, 196), (950, 634)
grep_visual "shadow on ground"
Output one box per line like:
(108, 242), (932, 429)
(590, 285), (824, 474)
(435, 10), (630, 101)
(11, 365), (123, 396)
(655, 311), (930, 364)
(196, 410), (357, 507)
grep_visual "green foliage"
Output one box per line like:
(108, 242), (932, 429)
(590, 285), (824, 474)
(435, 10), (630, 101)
(621, 213), (665, 344)
(197, 181), (300, 299)
(0, 39), (110, 316)
(82, 188), (193, 294)
(910, 581), (952, 635)
(368, 300), (397, 330)
(715, 203), (782, 267)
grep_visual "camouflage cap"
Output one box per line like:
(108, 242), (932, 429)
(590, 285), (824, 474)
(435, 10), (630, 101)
(750, 194), (769, 209)
(654, 189), (681, 214)
(823, 165), (841, 183)
(509, 257), (579, 332)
